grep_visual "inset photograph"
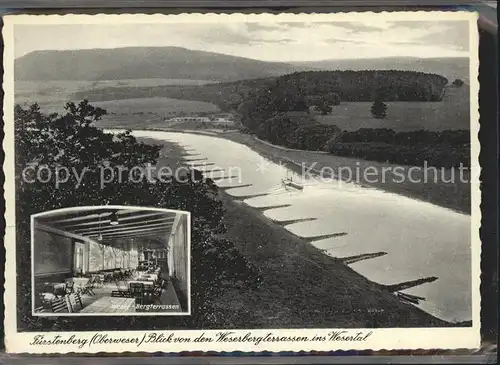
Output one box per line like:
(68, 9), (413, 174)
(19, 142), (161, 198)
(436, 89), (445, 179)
(32, 206), (190, 316)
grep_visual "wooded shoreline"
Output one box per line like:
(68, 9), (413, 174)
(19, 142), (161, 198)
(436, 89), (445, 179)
(129, 127), (471, 214)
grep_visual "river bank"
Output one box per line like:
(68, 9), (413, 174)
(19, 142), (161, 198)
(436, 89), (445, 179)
(135, 134), (458, 328)
(107, 123), (470, 214)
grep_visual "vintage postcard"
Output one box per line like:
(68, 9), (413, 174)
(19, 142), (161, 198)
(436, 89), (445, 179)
(3, 12), (480, 353)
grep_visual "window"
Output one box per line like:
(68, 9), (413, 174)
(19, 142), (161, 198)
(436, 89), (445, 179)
(73, 241), (85, 273)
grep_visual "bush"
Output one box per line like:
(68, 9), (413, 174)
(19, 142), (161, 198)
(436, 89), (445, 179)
(371, 99), (388, 119)
(290, 124), (341, 151)
(327, 141), (469, 168)
(330, 128), (470, 168)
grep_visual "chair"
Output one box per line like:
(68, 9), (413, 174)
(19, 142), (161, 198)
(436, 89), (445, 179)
(111, 290), (133, 298)
(129, 282), (145, 304)
(35, 293), (51, 313)
(80, 279), (95, 296)
(95, 274), (104, 287)
(141, 283), (156, 304)
(150, 284), (163, 305)
(69, 292), (84, 311)
(50, 296), (71, 313)
(65, 281), (75, 294)
(114, 280), (130, 295)
(34, 305), (46, 313)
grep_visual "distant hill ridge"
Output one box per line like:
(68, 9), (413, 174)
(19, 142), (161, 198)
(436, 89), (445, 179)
(15, 46), (306, 82)
(15, 46), (469, 83)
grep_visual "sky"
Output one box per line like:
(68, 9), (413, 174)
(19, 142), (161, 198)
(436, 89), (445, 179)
(14, 20), (470, 61)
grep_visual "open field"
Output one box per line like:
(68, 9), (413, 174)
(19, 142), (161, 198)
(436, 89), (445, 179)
(16, 78), (214, 96)
(318, 85), (470, 132)
(93, 97), (220, 127)
(16, 82), (221, 127)
(15, 78), (215, 113)
(93, 97), (219, 115)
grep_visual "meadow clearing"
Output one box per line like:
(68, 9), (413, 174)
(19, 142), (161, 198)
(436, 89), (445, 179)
(93, 97), (220, 127)
(317, 85), (470, 132)
(15, 78), (215, 110)
(14, 79), (220, 126)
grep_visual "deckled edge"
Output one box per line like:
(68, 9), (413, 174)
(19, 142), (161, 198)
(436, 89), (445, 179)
(2, 10), (482, 354)
(2, 14), (17, 355)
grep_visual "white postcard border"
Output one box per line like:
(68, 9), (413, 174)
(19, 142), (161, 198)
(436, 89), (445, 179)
(2, 11), (481, 354)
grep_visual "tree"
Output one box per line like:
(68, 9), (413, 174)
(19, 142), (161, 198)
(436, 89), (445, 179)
(15, 101), (262, 331)
(452, 78), (465, 87)
(324, 92), (340, 106)
(256, 115), (300, 146)
(316, 101), (333, 115)
(370, 99), (388, 119)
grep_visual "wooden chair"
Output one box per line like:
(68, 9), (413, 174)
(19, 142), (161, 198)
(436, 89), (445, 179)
(151, 285), (163, 305)
(69, 292), (84, 311)
(142, 283), (156, 305)
(34, 305), (46, 313)
(111, 290), (133, 298)
(80, 280), (95, 296)
(65, 281), (75, 294)
(114, 280), (130, 296)
(94, 274), (104, 287)
(129, 282), (145, 304)
(50, 296), (70, 313)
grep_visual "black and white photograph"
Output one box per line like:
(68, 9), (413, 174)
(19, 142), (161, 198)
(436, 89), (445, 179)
(32, 206), (190, 316)
(2, 12), (481, 353)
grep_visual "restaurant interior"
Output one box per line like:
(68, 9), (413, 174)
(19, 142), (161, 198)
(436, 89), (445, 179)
(32, 207), (189, 314)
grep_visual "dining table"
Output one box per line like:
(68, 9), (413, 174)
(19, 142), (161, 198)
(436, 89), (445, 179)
(80, 296), (136, 313)
(43, 282), (66, 296)
(128, 280), (154, 288)
(139, 274), (158, 281)
(69, 277), (90, 290)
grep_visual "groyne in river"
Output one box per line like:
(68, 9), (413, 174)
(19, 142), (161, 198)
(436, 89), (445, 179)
(113, 129), (472, 323)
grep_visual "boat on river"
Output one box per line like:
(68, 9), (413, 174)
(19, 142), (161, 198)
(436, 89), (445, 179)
(281, 174), (303, 191)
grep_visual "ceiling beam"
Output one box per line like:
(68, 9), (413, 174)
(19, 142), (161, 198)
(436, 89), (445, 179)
(80, 222), (173, 236)
(97, 230), (170, 238)
(76, 227), (173, 238)
(37, 209), (134, 224)
(86, 225), (171, 237)
(101, 238), (167, 247)
(72, 218), (176, 234)
(90, 232), (171, 241)
(35, 223), (99, 246)
(98, 228), (171, 237)
(51, 212), (174, 229)
(36, 209), (114, 222)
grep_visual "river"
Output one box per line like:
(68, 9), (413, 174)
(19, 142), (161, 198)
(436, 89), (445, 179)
(123, 129), (472, 323)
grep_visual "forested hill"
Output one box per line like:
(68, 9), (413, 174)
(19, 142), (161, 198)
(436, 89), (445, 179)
(15, 47), (307, 82)
(75, 69), (449, 109)
(290, 57), (470, 83)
